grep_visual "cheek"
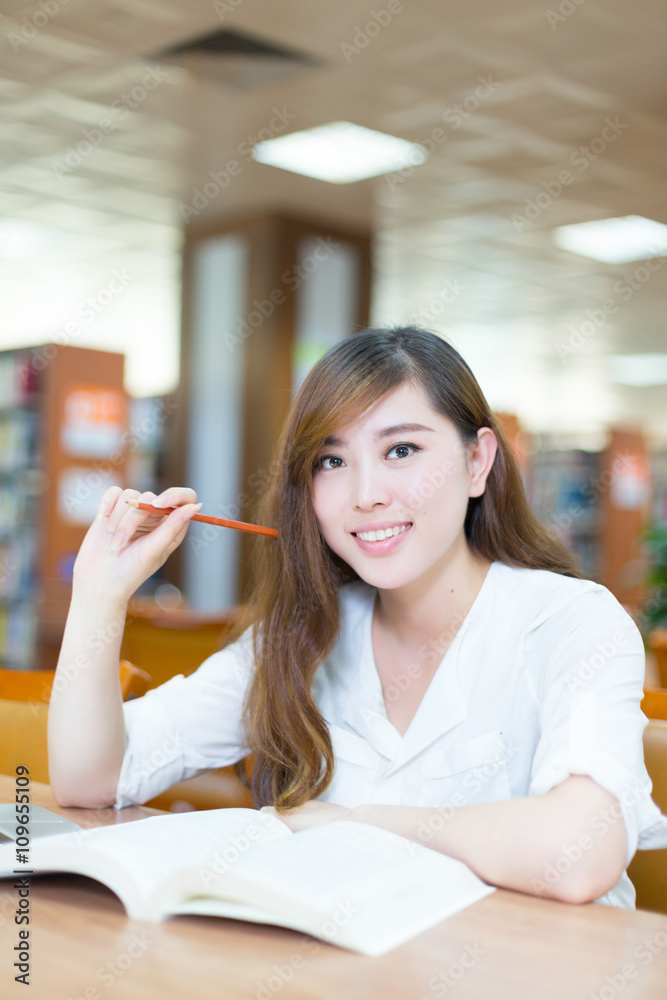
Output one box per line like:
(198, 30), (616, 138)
(312, 481), (340, 540)
(405, 462), (470, 514)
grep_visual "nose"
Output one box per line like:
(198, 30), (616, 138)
(350, 460), (392, 511)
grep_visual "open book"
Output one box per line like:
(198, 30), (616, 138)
(0, 808), (494, 956)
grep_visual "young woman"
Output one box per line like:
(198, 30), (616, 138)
(48, 326), (667, 908)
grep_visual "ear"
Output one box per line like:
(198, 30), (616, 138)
(467, 428), (498, 498)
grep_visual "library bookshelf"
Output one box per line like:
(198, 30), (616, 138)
(0, 345), (127, 670)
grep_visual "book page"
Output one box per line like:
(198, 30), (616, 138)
(0, 807), (290, 916)
(230, 821), (471, 908)
(170, 820), (494, 955)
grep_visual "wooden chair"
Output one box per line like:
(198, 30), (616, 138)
(648, 629), (667, 689)
(641, 686), (667, 722)
(0, 661), (151, 785)
(0, 657), (252, 811)
(0, 661), (151, 704)
(120, 601), (243, 690)
(628, 720), (667, 914)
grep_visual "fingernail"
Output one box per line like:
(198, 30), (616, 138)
(181, 503), (202, 520)
(109, 531), (125, 551)
(99, 502), (109, 516)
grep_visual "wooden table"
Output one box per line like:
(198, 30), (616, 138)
(1, 777), (666, 1000)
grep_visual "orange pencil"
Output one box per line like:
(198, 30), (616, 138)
(125, 499), (279, 538)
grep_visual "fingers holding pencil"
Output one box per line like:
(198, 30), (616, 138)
(102, 487), (196, 541)
(73, 488), (203, 604)
(125, 499), (279, 538)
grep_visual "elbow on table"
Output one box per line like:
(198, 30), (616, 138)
(538, 776), (629, 905)
(545, 855), (627, 906)
(50, 775), (118, 810)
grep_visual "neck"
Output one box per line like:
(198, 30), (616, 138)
(373, 540), (493, 648)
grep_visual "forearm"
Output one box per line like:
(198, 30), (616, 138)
(350, 776), (627, 904)
(47, 584), (128, 808)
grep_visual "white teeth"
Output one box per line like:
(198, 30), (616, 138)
(355, 524), (409, 542)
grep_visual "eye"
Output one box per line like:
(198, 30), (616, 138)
(314, 454), (344, 471)
(386, 442), (421, 460)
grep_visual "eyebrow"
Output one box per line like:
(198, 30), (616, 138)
(322, 423), (435, 447)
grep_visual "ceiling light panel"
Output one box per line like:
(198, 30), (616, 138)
(252, 121), (427, 184)
(552, 215), (667, 264)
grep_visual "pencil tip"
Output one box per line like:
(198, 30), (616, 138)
(126, 499), (139, 507)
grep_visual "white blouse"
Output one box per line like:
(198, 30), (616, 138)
(115, 560), (667, 908)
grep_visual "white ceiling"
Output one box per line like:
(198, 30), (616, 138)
(0, 0), (665, 441)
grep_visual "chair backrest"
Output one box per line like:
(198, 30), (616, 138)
(628, 720), (667, 914)
(120, 602), (243, 688)
(0, 660), (152, 784)
(641, 686), (667, 722)
(648, 629), (667, 688)
(0, 660), (151, 703)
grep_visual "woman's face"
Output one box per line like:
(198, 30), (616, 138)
(311, 382), (497, 591)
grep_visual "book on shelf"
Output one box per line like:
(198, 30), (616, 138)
(0, 807), (494, 956)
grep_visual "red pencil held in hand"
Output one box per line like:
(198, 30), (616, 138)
(125, 500), (279, 538)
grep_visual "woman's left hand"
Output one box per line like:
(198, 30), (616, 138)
(260, 800), (352, 832)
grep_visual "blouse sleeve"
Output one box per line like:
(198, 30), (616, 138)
(527, 590), (667, 866)
(114, 626), (255, 809)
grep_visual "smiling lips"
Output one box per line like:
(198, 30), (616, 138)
(352, 522), (412, 543)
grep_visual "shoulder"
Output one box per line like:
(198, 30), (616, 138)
(181, 623), (257, 689)
(489, 561), (637, 637)
(491, 560), (627, 614)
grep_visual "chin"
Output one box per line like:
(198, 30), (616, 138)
(345, 560), (421, 591)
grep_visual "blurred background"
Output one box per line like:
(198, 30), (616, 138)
(1, 0), (667, 682)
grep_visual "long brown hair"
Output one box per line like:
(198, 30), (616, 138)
(227, 327), (581, 810)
